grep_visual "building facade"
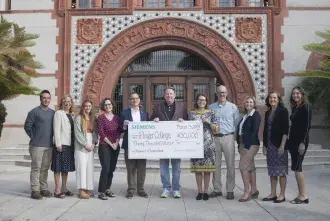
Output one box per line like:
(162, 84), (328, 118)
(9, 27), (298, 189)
(0, 0), (330, 148)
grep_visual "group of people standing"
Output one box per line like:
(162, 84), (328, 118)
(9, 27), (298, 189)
(24, 84), (311, 205)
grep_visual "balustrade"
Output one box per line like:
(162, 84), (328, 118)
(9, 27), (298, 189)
(68, 0), (272, 9)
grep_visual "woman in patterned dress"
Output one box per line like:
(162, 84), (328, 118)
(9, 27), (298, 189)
(262, 92), (289, 203)
(52, 94), (76, 198)
(189, 94), (218, 201)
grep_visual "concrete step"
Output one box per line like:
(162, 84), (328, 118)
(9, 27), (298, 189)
(0, 143), (325, 156)
(3, 159), (330, 173)
(18, 150), (330, 164)
(0, 143), (329, 173)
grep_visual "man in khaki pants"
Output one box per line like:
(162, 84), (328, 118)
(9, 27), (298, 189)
(24, 90), (55, 200)
(209, 85), (240, 200)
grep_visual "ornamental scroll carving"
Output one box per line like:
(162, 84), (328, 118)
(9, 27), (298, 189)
(235, 17), (262, 43)
(83, 19), (254, 106)
(76, 19), (103, 44)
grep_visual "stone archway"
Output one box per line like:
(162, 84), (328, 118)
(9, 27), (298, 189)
(83, 18), (255, 107)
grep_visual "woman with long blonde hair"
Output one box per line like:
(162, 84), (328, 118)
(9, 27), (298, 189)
(74, 100), (98, 199)
(52, 94), (76, 198)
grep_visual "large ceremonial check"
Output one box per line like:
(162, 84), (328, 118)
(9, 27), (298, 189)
(128, 121), (203, 159)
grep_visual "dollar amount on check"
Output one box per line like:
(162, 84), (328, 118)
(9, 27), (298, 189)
(128, 121), (204, 159)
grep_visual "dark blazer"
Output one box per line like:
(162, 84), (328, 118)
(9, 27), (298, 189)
(150, 102), (188, 121)
(119, 108), (149, 150)
(263, 106), (289, 149)
(287, 103), (312, 149)
(236, 110), (261, 149)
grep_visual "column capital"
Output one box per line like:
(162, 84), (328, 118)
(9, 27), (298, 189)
(93, 0), (102, 8)
(165, 0), (172, 7)
(194, 0), (201, 7)
(209, 0), (216, 7)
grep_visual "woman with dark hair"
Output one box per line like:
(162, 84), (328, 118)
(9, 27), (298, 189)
(97, 98), (122, 200)
(52, 94), (76, 198)
(236, 96), (261, 202)
(262, 91), (289, 203)
(74, 100), (98, 199)
(287, 86), (311, 204)
(189, 94), (218, 201)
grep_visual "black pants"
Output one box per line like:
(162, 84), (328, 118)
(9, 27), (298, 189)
(98, 144), (120, 193)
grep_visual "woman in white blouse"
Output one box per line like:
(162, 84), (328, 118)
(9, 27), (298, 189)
(236, 96), (261, 202)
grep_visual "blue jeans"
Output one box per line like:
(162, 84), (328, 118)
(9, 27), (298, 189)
(160, 159), (181, 191)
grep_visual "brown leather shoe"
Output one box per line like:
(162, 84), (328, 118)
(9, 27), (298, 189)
(79, 190), (90, 199)
(85, 190), (94, 198)
(40, 190), (52, 198)
(31, 191), (43, 200)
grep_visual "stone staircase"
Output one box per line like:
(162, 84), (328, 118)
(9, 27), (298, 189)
(0, 144), (330, 172)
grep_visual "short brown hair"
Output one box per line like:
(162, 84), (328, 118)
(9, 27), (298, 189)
(59, 94), (74, 114)
(290, 86), (309, 107)
(129, 92), (140, 99)
(194, 94), (209, 109)
(243, 96), (257, 113)
(265, 91), (284, 108)
(99, 98), (115, 112)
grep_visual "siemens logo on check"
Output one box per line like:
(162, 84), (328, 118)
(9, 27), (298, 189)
(131, 125), (156, 129)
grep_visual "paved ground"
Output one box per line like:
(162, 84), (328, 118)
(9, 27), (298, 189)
(0, 165), (329, 221)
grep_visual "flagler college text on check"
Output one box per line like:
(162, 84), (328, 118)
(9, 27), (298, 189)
(128, 121), (204, 159)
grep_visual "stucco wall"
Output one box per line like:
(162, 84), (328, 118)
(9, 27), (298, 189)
(0, 12), (58, 148)
(11, 0), (54, 10)
(281, 9), (330, 104)
(286, 0), (330, 7)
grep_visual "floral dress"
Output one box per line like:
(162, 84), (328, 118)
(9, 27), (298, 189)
(189, 109), (218, 172)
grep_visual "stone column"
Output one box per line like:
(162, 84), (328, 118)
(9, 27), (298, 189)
(65, 0), (72, 9)
(122, 0), (127, 7)
(210, 0), (216, 7)
(165, 0), (172, 7)
(194, 0), (201, 7)
(237, 0), (245, 6)
(136, 0), (143, 7)
(93, 0), (102, 8)
(268, 0), (274, 6)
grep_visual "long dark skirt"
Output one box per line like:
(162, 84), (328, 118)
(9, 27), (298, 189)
(51, 145), (75, 173)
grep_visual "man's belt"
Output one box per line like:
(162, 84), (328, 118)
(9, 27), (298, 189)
(214, 132), (234, 137)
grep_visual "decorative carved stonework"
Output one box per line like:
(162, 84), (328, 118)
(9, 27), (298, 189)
(76, 19), (103, 44)
(235, 17), (262, 43)
(82, 18), (255, 106)
(274, 0), (281, 15)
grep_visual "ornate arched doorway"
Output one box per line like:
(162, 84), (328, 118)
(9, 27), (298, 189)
(83, 18), (255, 108)
(112, 49), (223, 114)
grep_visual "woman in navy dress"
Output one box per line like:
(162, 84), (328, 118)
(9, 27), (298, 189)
(262, 92), (289, 203)
(287, 86), (311, 204)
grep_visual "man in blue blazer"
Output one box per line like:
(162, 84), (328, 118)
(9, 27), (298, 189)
(120, 92), (149, 199)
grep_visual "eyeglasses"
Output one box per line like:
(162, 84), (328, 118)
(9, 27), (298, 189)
(217, 92), (226, 94)
(130, 98), (140, 100)
(198, 99), (206, 102)
(104, 103), (112, 106)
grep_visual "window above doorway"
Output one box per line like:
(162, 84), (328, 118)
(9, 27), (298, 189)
(125, 50), (213, 73)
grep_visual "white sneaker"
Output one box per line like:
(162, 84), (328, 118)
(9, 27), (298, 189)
(160, 189), (170, 198)
(173, 190), (181, 198)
